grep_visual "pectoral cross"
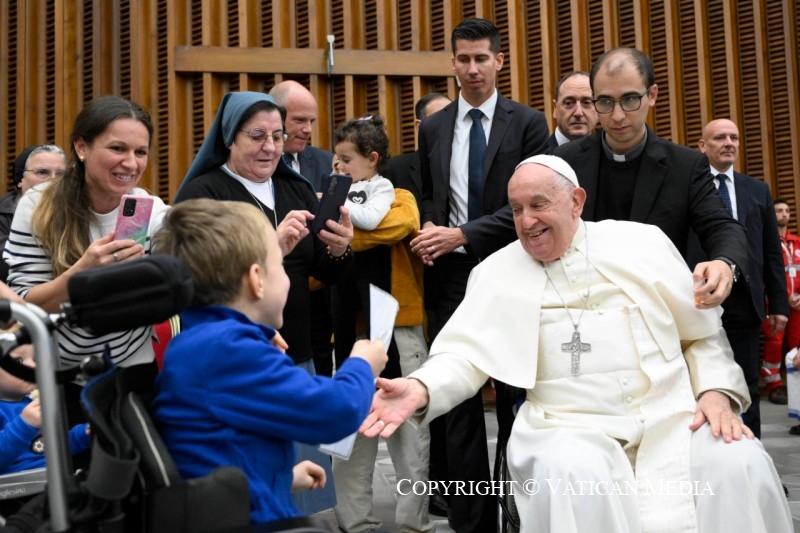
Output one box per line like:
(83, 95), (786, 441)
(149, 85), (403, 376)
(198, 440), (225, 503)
(562, 330), (591, 376)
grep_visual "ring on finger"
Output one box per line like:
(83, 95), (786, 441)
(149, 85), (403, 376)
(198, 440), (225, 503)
(112, 252), (120, 263)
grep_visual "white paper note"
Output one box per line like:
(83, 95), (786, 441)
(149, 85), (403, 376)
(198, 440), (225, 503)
(318, 284), (398, 460)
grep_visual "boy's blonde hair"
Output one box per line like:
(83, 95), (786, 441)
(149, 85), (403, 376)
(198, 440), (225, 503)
(152, 199), (273, 307)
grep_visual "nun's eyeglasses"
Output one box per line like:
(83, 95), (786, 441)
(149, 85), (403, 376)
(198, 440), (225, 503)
(239, 128), (288, 146)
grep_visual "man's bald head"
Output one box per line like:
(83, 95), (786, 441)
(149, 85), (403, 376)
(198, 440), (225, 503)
(269, 81), (319, 154)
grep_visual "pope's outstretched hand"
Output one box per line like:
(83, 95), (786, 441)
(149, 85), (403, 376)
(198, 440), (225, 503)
(359, 377), (430, 439)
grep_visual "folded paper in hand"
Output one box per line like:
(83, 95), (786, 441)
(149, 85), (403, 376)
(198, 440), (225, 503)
(319, 284), (399, 460)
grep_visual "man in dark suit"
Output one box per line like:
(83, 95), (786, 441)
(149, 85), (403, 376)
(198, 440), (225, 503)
(549, 71), (597, 150)
(384, 92), (450, 207)
(270, 80), (334, 193)
(408, 18), (550, 532)
(691, 118), (788, 438)
(270, 81), (336, 376)
(554, 47), (748, 309)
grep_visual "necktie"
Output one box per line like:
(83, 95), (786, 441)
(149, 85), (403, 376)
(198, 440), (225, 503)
(717, 173), (733, 216)
(468, 108), (486, 221)
(283, 153), (299, 172)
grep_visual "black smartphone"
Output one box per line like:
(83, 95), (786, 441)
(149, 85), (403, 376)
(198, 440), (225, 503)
(311, 173), (352, 234)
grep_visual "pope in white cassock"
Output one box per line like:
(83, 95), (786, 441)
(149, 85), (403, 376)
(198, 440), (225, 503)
(360, 155), (792, 532)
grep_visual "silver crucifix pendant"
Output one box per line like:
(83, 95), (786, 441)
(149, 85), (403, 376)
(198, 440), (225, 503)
(562, 330), (591, 375)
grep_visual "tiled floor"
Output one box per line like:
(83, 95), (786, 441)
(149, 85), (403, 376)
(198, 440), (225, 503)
(763, 399), (800, 532)
(316, 396), (800, 532)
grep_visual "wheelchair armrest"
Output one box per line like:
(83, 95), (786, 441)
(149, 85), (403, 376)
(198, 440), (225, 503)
(0, 468), (47, 500)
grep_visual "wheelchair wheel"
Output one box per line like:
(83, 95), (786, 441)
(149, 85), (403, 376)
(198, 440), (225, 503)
(496, 443), (520, 533)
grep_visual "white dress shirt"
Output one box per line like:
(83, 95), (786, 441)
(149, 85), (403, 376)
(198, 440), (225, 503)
(448, 90), (497, 230)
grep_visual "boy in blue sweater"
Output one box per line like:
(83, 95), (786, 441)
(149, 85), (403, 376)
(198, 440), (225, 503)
(151, 199), (386, 524)
(0, 344), (91, 475)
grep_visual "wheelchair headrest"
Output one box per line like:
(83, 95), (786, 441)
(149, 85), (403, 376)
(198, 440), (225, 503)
(65, 255), (194, 335)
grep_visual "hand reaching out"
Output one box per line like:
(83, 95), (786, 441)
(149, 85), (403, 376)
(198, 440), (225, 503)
(359, 377), (429, 439)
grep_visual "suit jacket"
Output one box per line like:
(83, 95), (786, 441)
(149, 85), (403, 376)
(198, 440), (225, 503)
(295, 145), (334, 193)
(548, 133), (559, 151)
(384, 151), (422, 208)
(418, 93), (551, 259)
(687, 172), (789, 325)
(553, 127), (749, 273)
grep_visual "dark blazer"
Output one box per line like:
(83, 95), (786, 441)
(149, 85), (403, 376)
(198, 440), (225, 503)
(296, 145), (334, 193)
(687, 172), (789, 324)
(384, 151), (422, 207)
(548, 133), (559, 151)
(418, 94), (551, 259)
(553, 127), (749, 272)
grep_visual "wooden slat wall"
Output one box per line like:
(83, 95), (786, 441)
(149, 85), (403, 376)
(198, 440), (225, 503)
(3, 0), (799, 230)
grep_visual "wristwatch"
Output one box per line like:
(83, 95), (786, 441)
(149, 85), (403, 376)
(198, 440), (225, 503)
(714, 256), (739, 283)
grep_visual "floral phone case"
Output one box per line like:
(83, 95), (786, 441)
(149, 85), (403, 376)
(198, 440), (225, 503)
(114, 195), (154, 246)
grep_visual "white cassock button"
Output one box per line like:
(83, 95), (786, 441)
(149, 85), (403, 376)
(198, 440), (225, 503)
(625, 396), (633, 403)
(565, 259), (572, 266)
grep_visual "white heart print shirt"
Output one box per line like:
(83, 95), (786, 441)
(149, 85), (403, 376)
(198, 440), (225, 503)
(345, 174), (396, 231)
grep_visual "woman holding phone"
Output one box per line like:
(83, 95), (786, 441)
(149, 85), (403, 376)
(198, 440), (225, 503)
(175, 91), (354, 374)
(3, 95), (169, 420)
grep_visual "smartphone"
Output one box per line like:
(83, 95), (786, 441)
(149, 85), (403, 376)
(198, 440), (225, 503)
(311, 174), (352, 234)
(114, 195), (154, 246)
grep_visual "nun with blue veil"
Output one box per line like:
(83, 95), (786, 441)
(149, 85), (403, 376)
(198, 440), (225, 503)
(174, 91), (355, 513)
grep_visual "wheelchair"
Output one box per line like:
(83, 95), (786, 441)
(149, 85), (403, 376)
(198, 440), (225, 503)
(0, 256), (336, 532)
(495, 388), (524, 533)
(496, 443), (520, 533)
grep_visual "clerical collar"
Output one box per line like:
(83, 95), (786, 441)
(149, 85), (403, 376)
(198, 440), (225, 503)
(601, 130), (647, 162)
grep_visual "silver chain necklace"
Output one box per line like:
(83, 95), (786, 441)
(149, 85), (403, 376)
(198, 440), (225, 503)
(223, 163), (279, 227)
(246, 187), (279, 228)
(542, 223), (592, 376)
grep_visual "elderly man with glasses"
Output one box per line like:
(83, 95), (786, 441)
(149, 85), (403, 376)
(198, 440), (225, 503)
(554, 47), (747, 310)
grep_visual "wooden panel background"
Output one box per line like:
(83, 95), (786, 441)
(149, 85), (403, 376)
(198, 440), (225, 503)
(2, 0), (799, 229)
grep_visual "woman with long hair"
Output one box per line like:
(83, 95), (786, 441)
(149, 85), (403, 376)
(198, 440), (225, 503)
(4, 95), (170, 420)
